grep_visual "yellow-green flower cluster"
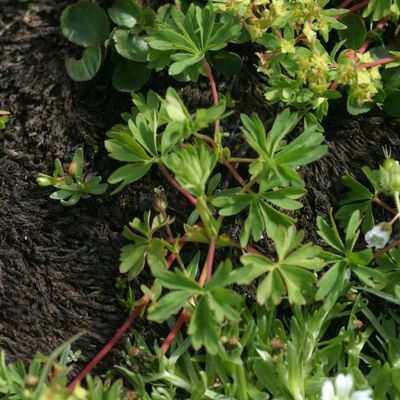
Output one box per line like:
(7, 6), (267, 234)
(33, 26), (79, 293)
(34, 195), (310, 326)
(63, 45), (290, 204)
(335, 51), (381, 105)
(296, 50), (331, 95)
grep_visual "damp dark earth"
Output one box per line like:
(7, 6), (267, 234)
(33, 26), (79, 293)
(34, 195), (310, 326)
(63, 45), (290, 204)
(1, 0), (400, 382)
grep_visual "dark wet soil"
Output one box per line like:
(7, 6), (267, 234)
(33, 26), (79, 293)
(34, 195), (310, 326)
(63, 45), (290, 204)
(1, 0), (400, 379)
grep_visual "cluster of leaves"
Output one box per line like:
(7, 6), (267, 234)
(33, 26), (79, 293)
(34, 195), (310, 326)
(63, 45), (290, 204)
(61, 0), (154, 91)
(61, 1), (244, 91)
(0, 337), (126, 400)
(28, 0), (400, 399)
(75, 296), (400, 399)
(213, 0), (400, 118)
(36, 148), (107, 206)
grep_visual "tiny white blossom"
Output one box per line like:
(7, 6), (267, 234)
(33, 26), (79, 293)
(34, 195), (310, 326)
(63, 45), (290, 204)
(365, 222), (392, 249)
(321, 374), (373, 400)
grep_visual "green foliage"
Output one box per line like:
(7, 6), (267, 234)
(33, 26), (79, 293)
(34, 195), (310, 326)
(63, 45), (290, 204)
(231, 226), (324, 305)
(120, 211), (172, 280)
(0, 342), (126, 400)
(35, 1), (400, 398)
(36, 148), (107, 206)
(316, 211), (385, 302)
(162, 144), (218, 198)
(146, 3), (242, 80)
(335, 167), (380, 232)
(61, 0), (152, 89)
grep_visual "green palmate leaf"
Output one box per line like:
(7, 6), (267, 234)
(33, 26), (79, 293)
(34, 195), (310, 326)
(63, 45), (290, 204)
(169, 53), (205, 76)
(207, 288), (242, 323)
(156, 269), (204, 293)
(316, 261), (347, 300)
(61, 0), (110, 47)
(65, 45), (102, 81)
(233, 226), (323, 305)
(212, 184), (304, 245)
(112, 59), (151, 92)
(317, 214), (345, 254)
(335, 168), (379, 231)
(113, 29), (150, 62)
(108, 162), (152, 194)
(119, 212), (170, 280)
(240, 111), (326, 184)
(189, 297), (220, 355)
(146, 4), (241, 78)
(162, 144), (218, 198)
(108, 0), (142, 28)
(148, 291), (191, 323)
(120, 242), (147, 276)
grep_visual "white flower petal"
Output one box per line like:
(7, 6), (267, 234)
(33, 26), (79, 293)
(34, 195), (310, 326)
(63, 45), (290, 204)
(351, 389), (373, 400)
(335, 374), (353, 397)
(321, 380), (335, 400)
(365, 224), (391, 249)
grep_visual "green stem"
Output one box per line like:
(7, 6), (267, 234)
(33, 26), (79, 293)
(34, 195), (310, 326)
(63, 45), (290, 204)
(229, 157), (257, 163)
(394, 191), (400, 214)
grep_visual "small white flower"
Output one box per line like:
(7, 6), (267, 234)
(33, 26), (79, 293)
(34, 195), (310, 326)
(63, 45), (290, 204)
(365, 222), (392, 249)
(335, 374), (353, 397)
(321, 374), (373, 400)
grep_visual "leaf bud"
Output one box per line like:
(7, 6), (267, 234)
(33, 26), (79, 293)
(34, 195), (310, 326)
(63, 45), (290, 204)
(271, 337), (284, 352)
(352, 319), (364, 330)
(154, 187), (168, 212)
(68, 161), (77, 176)
(24, 374), (39, 386)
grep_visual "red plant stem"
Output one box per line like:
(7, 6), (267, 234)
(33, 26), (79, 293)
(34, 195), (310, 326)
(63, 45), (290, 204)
(67, 247), (184, 391)
(336, 0), (370, 18)
(357, 39), (371, 54)
(67, 304), (145, 391)
(159, 163), (197, 206)
(160, 238), (216, 353)
(337, 0), (353, 8)
(203, 58), (221, 134)
(231, 241), (264, 255)
(222, 158), (246, 186)
(348, 0), (370, 13)
(203, 59), (219, 106)
(160, 310), (190, 353)
(358, 17), (390, 54)
(206, 237), (217, 281)
(359, 57), (397, 68)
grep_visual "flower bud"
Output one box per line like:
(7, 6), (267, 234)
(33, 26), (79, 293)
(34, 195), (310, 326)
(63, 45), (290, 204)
(380, 157), (400, 193)
(24, 374), (39, 386)
(365, 222), (392, 249)
(68, 161), (77, 176)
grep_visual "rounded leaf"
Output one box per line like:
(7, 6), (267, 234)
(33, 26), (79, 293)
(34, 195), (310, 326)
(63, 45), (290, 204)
(112, 59), (150, 92)
(338, 13), (366, 49)
(211, 51), (242, 76)
(108, 0), (141, 28)
(113, 29), (149, 62)
(61, 0), (110, 47)
(65, 45), (102, 81)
